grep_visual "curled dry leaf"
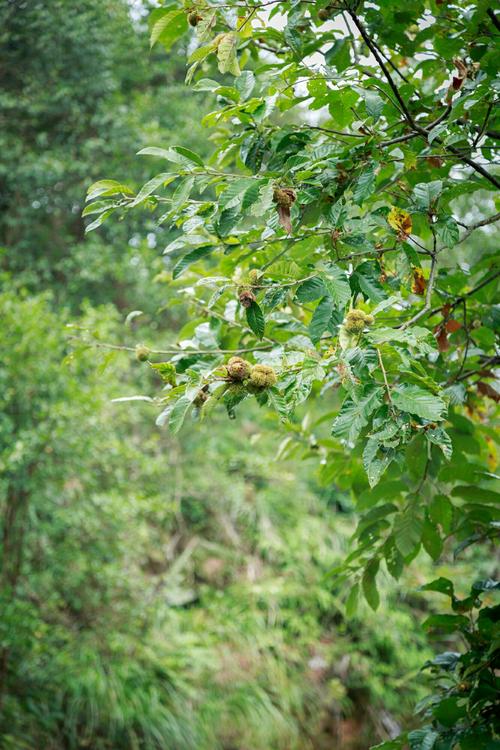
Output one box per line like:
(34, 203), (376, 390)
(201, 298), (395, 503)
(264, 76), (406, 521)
(445, 318), (462, 333)
(434, 323), (449, 352)
(412, 268), (427, 295)
(477, 381), (500, 402)
(273, 187), (296, 234)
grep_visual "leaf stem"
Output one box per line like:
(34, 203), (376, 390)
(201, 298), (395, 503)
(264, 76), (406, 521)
(376, 348), (392, 402)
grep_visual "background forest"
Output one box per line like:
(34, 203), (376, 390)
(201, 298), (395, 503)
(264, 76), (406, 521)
(0, 1), (498, 749)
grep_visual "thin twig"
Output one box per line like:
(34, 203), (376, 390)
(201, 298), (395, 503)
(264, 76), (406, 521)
(349, 10), (500, 189)
(377, 348), (392, 402)
(453, 299), (470, 381)
(69, 336), (274, 356)
(348, 10), (417, 128)
(473, 100), (495, 147)
(189, 296), (278, 344)
(454, 212), (500, 246)
(342, 10), (360, 63)
(428, 269), (500, 318)
(261, 240), (294, 271)
(381, 106), (451, 147)
(454, 355), (500, 383)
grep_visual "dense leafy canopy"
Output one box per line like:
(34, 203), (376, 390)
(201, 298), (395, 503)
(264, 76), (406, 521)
(2, 3), (441, 747)
(85, 0), (500, 745)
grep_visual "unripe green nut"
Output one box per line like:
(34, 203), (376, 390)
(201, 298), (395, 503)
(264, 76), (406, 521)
(226, 356), (252, 381)
(193, 388), (209, 407)
(135, 344), (151, 362)
(248, 269), (261, 285)
(249, 364), (277, 389)
(343, 309), (374, 334)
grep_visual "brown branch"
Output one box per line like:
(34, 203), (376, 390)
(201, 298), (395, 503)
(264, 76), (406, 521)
(454, 355), (500, 383)
(443, 143), (500, 188)
(349, 10), (500, 189)
(473, 100), (495, 147)
(430, 269), (500, 318)
(371, 37), (417, 92)
(487, 8), (500, 32)
(454, 212), (500, 246)
(348, 10), (418, 128)
(453, 299), (470, 381)
(381, 106), (451, 147)
(307, 124), (366, 139)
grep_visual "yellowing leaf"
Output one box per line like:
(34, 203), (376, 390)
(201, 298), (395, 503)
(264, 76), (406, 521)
(216, 33), (241, 76)
(404, 150), (418, 170)
(387, 206), (412, 237)
(237, 15), (254, 39)
(197, 11), (217, 42)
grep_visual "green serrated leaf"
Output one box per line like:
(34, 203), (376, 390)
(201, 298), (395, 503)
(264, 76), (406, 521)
(170, 146), (204, 167)
(295, 277), (325, 303)
(421, 516), (443, 561)
(246, 301), (265, 338)
(394, 506), (423, 558)
(86, 179), (133, 202)
(365, 91), (384, 122)
(408, 728), (438, 750)
(351, 262), (386, 303)
(150, 9), (188, 50)
(383, 536), (404, 580)
(172, 246), (213, 278)
(220, 178), (256, 210)
(168, 395), (192, 435)
(451, 486), (500, 504)
(332, 387), (383, 444)
(131, 173), (175, 207)
(392, 385), (446, 421)
(309, 296), (334, 343)
(262, 285), (289, 310)
(84, 208), (116, 233)
(267, 387), (289, 422)
(235, 70), (255, 100)
(425, 427), (452, 459)
(429, 494), (453, 534)
(362, 559), (380, 610)
(435, 216), (459, 247)
(353, 163), (377, 204)
(413, 180), (442, 210)
(319, 264), (351, 309)
(420, 577), (454, 597)
(345, 582), (359, 617)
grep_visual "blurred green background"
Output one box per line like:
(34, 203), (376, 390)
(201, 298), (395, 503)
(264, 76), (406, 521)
(0, 2), (487, 748)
